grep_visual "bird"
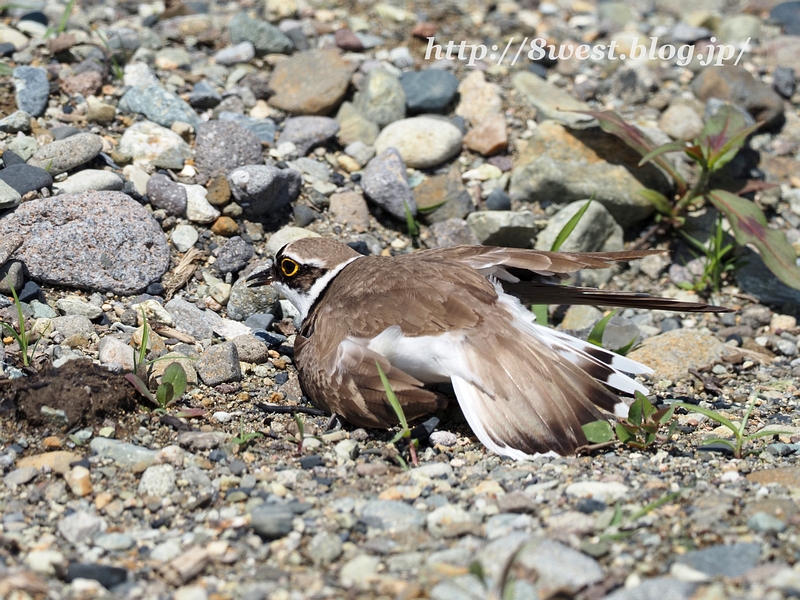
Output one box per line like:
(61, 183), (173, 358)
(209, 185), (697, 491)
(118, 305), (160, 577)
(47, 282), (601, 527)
(247, 238), (729, 460)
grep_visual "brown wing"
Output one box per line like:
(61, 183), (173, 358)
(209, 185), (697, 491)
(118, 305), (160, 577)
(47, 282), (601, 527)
(294, 255), (498, 427)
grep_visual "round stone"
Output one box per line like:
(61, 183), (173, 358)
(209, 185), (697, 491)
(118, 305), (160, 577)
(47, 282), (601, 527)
(374, 116), (463, 169)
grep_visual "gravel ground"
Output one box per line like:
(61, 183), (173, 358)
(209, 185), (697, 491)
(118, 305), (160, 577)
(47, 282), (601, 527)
(2, 0), (800, 598)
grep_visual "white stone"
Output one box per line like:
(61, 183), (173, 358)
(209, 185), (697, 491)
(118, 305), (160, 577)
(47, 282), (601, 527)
(183, 184), (220, 223)
(565, 481), (629, 503)
(98, 336), (135, 371)
(122, 164), (151, 194)
(118, 120), (192, 169)
(374, 116), (463, 169)
(266, 226), (320, 257)
(53, 170), (124, 195)
(171, 224), (199, 252)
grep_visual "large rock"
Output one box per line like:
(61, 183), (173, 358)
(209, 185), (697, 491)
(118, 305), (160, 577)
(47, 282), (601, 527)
(194, 120), (264, 178)
(509, 120), (669, 228)
(627, 329), (733, 381)
(0, 192), (170, 294)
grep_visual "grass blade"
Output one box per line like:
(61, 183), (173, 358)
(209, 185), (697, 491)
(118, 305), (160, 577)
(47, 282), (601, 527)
(550, 199), (592, 252)
(375, 360), (408, 431)
(588, 310), (617, 347)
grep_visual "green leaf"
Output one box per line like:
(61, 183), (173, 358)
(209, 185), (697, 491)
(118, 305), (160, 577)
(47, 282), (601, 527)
(469, 561), (487, 585)
(404, 200), (419, 237)
(746, 429), (794, 440)
(0, 63), (11, 77)
(636, 391), (657, 421)
(628, 395), (645, 427)
(576, 110), (687, 193)
(707, 189), (800, 290)
(698, 105), (760, 171)
(609, 503), (624, 527)
(675, 402), (738, 433)
(156, 382), (173, 407)
(638, 188), (674, 217)
(615, 422), (634, 444)
(531, 304), (549, 327)
(582, 420), (615, 444)
(638, 141), (688, 167)
(615, 335), (638, 356)
(550, 199), (592, 252)
(700, 437), (738, 451)
(656, 405), (676, 425)
(162, 362), (187, 401)
(375, 360), (408, 431)
(588, 310), (617, 347)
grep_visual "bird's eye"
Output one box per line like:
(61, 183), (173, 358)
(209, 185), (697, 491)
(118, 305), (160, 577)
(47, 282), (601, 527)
(281, 258), (300, 277)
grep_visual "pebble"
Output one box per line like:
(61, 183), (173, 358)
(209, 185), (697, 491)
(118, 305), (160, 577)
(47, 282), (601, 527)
(565, 481), (629, 503)
(676, 543), (761, 578)
(361, 148), (416, 219)
(228, 165), (303, 218)
(118, 121), (192, 169)
(401, 69), (459, 113)
(464, 114), (508, 156)
(17, 451), (81, 474)
(147, 173), (188, 216)
(90, 438), (158, 468)
(455, 71), (503, 125)
(61, 71), (103, 97)
(484, 188), (511, 211)
(25, 550), (66, 576)
(353, 68), (406, 127)
(329, 191), (371, 232)
(305, 531), (343, 565)
(360, 499), (426, 531)
(189, 80), (222, 108)
(659, 103), (704, 141)
(196, 341), (242, 385)
(215, 236), (254, 274)
(53, 170), (124, 195)
(56, 297), (103, 319)
(535, 200), (622, 253)
(226, 276), (280, 320)
(4, 466), (38, 487)
(692, 65), (785, 128)
(0, 109), (31, 133)
(628, 329), (731, 381)
(374, 116), (463, 169)
(172, 224), (199, 252)
(138, 463), (176, 496)
(228, 12), (293, 55)
(118, 85), (201, 129)
(28, 133), (103, 176)
(94, 532), (135, 551)
(280, 116), (340, 156)
(250, 502), (295, 539)
(0, 164), (53, 196)
(429, 218), (480, 247)
(98, 336), (135, 370)
(268, 49), (354, 115)
(194, 120), (264, 178)
(414, 169), (473, 223)
(214, 41), (255, 65)
(466, 210), (538, 247)
(336, 101), (380, 145)
(340, 554), (380, 589)
(185, 184), (220, 223)
(13, 66), (49, 117)
(65, 563), (128, 589)
(165, 297), (220, 340)
(58, 510), (105, 545)
(0, 192), (170, 295)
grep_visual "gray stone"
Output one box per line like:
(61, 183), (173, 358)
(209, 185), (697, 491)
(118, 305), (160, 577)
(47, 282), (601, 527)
(0, 180), (22, 209)
(510, 121), (666, 228)
(288, 157), (330, 183)
(340, 554), (381, 589)
(90, 438), (158, 468)
(676, 542), (761, 578)
(0, 192), (170, 295)
(535, 200), (622, 252)
(227, 275), (280, 321)
(427, 505), (474, 537)
(138, 464), (176, 497)
(51, 314), (94, 338)
(189, 80), (222, 109)
(0, 260), (25, 293)
(215, 236), (254, 274)
(513, 72), (594, 128)
(415, 169), (473, 224)
(268, 49), (354, 116)
(147, 174), (187, 216)
(94, 533), (135, 551)
(98, 336), (135, 371)
(360, 500), (426, 531)
(466, 210), (538, 247)
(55, 297), (103, 320)
(28, 133), (103, 176)
(736, 248), (800, 306)
(53, 170), (124, 195)
(196, 341), (242, 385)
(231, 334), (269, 363)
(659, 103), (704, 142)
(172, 225), (199, 252)
(747, 511), (787, 533)
(8, 136), (38, 161)
(430, 574), (487, 600)
(214, 41), (256, 66)
(250, 503), (295, 539)
(401, 70), (459, 113)
(514, 539), (603, 596)
(228, 165), (302, 218)
(0, 165), (52, 197)
(118, 85), (201, 129)
(305, 531), (343, 565)
(58, 511), (105, 545)
(429, 218), (481, 248)
(4, 466), (38, 486)
(353, 68), (406, 128)
(194, 120), (264, 178)
(336, 101), (380, 146)
(605, 577), (698, 600)
(344, 141), (375, 166)
(692, 65), (785, 128)
(0, 110), (31, 133)
(374, 116), (463, 169)
(217, 113), (276, 145)
(13, 66), (49, 117)
(361, 148), (415, 220)
(280, 117), (340, 156)
(165, 297), (222, 340)
(229, 12), (293, 55)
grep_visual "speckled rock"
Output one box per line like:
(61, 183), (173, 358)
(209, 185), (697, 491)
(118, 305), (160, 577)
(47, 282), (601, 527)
(147, 174), (188, 216)
(627, 329), (734, 381)
(361, 148), (415, 219)
(196, 341), (242, 385)
(28, 133), (103, 176)
(0, 192), (170, 295)
(229, 12), (293, 55)
(228, 165), (302, 218)
(118, 121), (192, 170)
(194, 120), (264, 178)
(352, 68), (406, 127)
(118, 85), (202, 129)
(279, 117), (340, 156)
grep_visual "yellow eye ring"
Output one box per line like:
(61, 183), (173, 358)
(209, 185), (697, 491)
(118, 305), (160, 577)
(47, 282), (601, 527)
(281, 258), (299, 277)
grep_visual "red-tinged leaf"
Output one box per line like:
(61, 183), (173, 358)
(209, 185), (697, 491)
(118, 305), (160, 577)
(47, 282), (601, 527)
(684, 144), (705, 163)
(638, 141), (688, 167)
(125, 373), (156, 404)
(616, 422), (634, 443)
(731, 180), (779, 196)
(576, 110), (688, 193)
(639, 188), (675, 216)
(699, 105), (760, 171)
(707, 189), (800, 290)
(174, 408), (207, 418)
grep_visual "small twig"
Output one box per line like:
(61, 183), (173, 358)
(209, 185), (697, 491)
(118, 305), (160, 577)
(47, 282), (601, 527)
(255, 402), (326, 416)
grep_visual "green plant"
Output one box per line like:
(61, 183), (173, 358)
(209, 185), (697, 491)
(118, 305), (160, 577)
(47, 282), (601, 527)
(676, 395), (791, 458)
(531, 199), (594, 327)
(0, 278), (46, 367)
(678, 214), (739, 294)
(231, 422), (264, 450)
(583, 106), (800, 290)
(404, 200), (419, 238)
(93, 28), (125, 80)
(285, 412), (312, 452)
(375, 360), (419, 467)
(586, 308), (637, 356)
(583, 391), (677, 450)
(43, 0), (75, 38)
(600, 488), (684, 541)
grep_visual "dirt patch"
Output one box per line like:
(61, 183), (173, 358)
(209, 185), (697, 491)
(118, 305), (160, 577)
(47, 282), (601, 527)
(0, 359), (137, 429)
